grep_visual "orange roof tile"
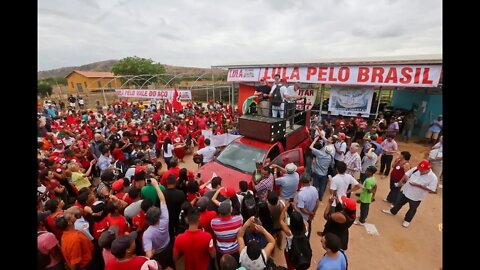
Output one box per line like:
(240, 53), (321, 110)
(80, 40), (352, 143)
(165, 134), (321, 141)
(66, 70), (116, 78)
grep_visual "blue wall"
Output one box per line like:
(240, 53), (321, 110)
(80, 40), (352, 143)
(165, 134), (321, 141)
(391, 90), (442, 136)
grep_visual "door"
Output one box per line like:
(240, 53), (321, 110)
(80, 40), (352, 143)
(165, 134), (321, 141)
(76, 83), (84, 93)
(270, 148), (305, 174)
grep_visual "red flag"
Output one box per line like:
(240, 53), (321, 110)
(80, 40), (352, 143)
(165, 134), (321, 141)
(172, 88), (183, 111)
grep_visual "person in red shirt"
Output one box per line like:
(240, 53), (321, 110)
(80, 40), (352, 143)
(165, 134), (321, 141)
(44, 197), (65, 241)
(196, 196), (217, 236)
(177, 120), (188, 137)
(172, 130), (186, 162)
(160, 159), (181, 185)
(112, 179), (133, 205)
(105, 200), (131, 236)
(197, 131), (206, 150)
(106, 231), (149, 270)
(195, 113), (208, 130)
(89, 201), (109, 240)
(173, 207), (216, 270)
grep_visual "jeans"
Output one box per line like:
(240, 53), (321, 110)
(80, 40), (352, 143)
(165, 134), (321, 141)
(402, 128), (413, 140)
(359, 202), (370, 223)
(386, 178), (401, 203)
(271, 103), (285, 118)
(164, 156), (173, 169)
(380, 154), (393, 176)
(390, 191), (422, 222)
(312, 173), (328, 201)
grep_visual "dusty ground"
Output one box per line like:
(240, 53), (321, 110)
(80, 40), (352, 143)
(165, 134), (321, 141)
(172, 137), (442, 269)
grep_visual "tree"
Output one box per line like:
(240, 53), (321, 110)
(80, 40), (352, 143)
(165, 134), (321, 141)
(111, 56), (166, 87)
(38, 81), (53, 98)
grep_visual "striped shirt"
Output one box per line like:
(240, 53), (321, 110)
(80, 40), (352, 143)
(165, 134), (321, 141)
(344, 152), (361, 177)
(211, 215), (243, 254)
(255, 174), (274, 201)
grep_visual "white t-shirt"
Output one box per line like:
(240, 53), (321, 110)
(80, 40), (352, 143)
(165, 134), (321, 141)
(429, 144), (443, 164)
(401, 167), (438, 201)
(330, 173), (359, 202)
(63, 137), (75, 147)
(198, 145), (217, 163)
(79, 99), (84, 105)
(163, 144), (174, 158)
(334, 141), (347, 161)
(124, 167), (136, 181)
(239, 248), (267, 270)
(285, 85), (297, 100)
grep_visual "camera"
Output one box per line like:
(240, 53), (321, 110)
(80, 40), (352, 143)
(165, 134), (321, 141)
(146, 178), (152, 184)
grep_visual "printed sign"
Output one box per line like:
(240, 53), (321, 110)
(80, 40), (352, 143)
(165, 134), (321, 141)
(227, 65), (442, 87)
(115, 89), (192, 100)
(328, 86), (374, 117)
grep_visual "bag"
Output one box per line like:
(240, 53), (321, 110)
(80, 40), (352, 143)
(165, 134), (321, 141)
(288, 234), (312, 270)
(193, 154), (203, 164)
(260, 250), (278, 270)
(37, 232), (51, 270)
(271, 85), (283, 106)
(241, 192), (257, 220)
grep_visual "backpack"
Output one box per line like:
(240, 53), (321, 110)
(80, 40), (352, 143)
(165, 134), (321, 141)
(37, 232), (51, 270)
(241, 192), (257, 220)
(288, 234), (312, 270)
(271, 85), (283, 106)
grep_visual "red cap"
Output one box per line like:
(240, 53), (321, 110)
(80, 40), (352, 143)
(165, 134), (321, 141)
(55, 139), (63, 145)
(220, 187), (237, 198)
(338, 133), (346, 140)
(417, 160), (431, 171)
(110, 126), (117, 131)
(112, 179), (124, 191)
(135, 166), (146, 174)
(341, 196), (357, 211)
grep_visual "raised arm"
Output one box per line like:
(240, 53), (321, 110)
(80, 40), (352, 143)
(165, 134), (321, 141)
(211, 187), (224, 206)
(237, 216), (255, 253)
(150, 178), (166, 205)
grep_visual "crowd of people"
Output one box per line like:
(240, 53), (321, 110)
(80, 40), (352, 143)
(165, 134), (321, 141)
(37, 88), (442, 270)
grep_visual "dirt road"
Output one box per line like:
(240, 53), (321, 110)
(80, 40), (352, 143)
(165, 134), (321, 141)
(167, 139), (442, 269)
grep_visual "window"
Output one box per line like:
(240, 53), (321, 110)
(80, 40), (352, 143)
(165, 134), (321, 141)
(216, 142), (266, 173)
(97, 81), (102, 88)
(71, 82), (74, 89)
(271, 149), (301, 167)
(84, 82), (87, 88)
(266, 145), (280, 164)
(107, 82), (112, 88)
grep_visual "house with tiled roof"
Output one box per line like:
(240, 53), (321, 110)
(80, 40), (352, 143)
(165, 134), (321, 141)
(65, 70), (121, 93)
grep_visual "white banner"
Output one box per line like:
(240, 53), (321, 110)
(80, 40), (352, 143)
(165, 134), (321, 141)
(208, 133), (242, 148)
(328, 86), (374, 117)
(227, 65), (442, 87)
(295, 88), (317, 110)
(115, 89), (192, 100)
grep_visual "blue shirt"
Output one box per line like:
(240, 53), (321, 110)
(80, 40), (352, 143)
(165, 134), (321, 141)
(428, 120), (443, 133)
(363, 141), (382, 156)
(276, 172), (299, 200)
(296, 186), (319, 221)
(317, 252), (347, 270)
(47, 108), (56, 118)
(311, 148), (334, 176)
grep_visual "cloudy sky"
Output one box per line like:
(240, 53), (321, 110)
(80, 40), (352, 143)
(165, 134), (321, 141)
(38, 0), (442, 71)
